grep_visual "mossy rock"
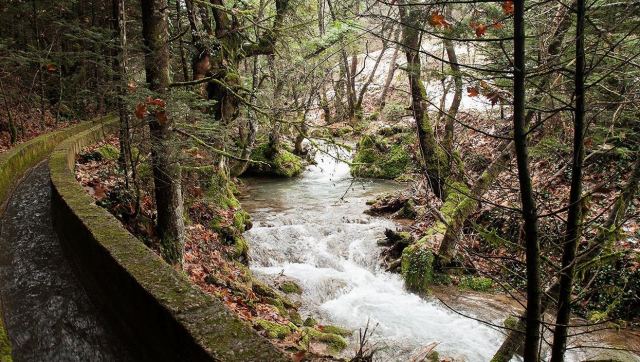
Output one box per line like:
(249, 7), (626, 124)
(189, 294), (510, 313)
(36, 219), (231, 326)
(247, 143), (304, 178)
(289, 310), (303, 327)
(401, 244), (435, 293)
(279, 280), (302, 295)
(351, 134), (414, 179)
(96, 144), (119, 160)
(459, 276), (494, 292)
(255, 319), (296, 339)
(303, 317), (317, 327)
(320, 325), (352, 337)
(301, 327), (348, 354)
(265, 297), (289, 317)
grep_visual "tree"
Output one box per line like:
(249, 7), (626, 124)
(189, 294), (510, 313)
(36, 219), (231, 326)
(550, 0), (586, 359)
(398, 0), (458, 200)
(512, 1), (541, 359)
(140, 0), (186, 266)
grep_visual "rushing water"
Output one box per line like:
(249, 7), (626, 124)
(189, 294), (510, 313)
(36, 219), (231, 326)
(242, 146), (506, 361)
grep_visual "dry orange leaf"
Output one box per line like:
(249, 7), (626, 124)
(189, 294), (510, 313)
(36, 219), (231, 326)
(503, 1), (514, 15)
(467, 86), (480, 97)
(429, 11), (450, 28)
(147, 97), (166, 108)
(474, 23), (487, 37)
(134, 102), (147, 119)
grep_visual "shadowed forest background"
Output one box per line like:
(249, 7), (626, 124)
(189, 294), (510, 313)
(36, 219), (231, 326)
(0, 0), (639, 361)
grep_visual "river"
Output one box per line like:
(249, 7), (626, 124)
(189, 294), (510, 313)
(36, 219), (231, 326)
(241, 145), (507, 361)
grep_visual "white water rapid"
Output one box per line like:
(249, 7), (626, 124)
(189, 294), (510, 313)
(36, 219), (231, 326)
(242, 146), (507, 361)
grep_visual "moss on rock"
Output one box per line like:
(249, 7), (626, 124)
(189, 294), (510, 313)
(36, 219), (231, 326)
(321, 325), (352, 337)
(351, 134), (415, 179)
(301, 327), (348, 354)
(247, 143), (304, 178)
(459, 276), (494, 292)
(279, 280), (302, 294)
(255, 319), (295, 339)
(96, 144), (120, 160)
(303, 317), (317, 327)
(401, 243), (435, 293)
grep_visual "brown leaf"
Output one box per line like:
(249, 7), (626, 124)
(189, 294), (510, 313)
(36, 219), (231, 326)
(474, 23), (487, 37)
(155, 110), (168, 125)
(429, 11), (450, 28)
(147, 97), (166, 108)
(502, 1), (514, 15)
(467, 86), (480, 97)
(134, 103), (147, 119)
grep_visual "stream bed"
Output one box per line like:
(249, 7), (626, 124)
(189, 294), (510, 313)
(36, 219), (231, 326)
(241, 146), (506, 361)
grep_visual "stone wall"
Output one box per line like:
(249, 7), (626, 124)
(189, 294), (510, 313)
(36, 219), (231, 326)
(49, 118), (288, 361)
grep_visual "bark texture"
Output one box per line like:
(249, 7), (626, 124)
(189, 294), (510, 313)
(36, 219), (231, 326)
(141, 0), (186, 266)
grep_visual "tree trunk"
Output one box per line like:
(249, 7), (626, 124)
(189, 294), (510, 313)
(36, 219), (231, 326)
(175, 0), (190, 82)
(398, 1), (451, 200)
(442, 6), (461, 159)
(550, 0), (586, 358)
(355, 43), (386, 114)
(112, 0), (131, 180)
(378, 30), (400, 114)
(513, 2), (541, 359)
(141, 0), (186, 267)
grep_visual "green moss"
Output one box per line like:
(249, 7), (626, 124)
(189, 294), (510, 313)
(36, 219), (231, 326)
(289, 310), (303, 327)
(504, 315), (520, 330)
(279, 280), (302, 294)
(232, 210), (251, 232)
(256, 319), (294, 339)
(265, 297), (288, 317)
(303, 317), (317, 327)
(401, 244), (435, 293)
(321, 325), (352, 337)
(301, 327), (348, 354)
(459, 276), (494, 292)
(248, 143), (303, 178)
(96, 144), (119, 160)
(0, 312), (11, 362)
(232, 236), (249, 260)
(351, 134), (414, 179)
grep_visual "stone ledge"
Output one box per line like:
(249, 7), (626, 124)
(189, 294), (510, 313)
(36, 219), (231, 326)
(49, 117), (288, 361)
